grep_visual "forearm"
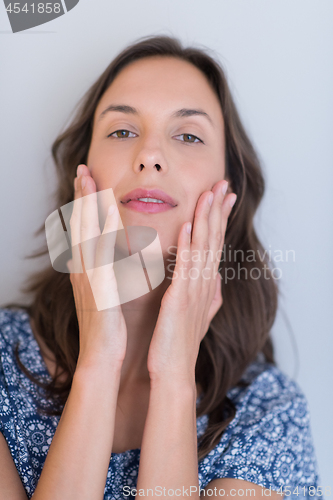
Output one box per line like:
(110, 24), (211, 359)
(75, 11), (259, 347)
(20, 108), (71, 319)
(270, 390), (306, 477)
(136, 378), (200, 499)
(32, 360), (122, 500)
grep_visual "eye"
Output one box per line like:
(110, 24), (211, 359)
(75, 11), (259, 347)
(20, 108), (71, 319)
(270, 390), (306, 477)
(174, 133), (203, 144)
(107, 129), (137, 139)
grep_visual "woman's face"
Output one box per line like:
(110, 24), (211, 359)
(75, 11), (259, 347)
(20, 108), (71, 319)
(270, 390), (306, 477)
(87, 56), (226, 261)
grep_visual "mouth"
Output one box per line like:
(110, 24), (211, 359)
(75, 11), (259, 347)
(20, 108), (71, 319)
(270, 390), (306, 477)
(120, 187), (178, 212)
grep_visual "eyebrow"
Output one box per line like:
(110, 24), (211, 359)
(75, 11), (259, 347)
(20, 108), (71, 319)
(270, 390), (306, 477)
(97, 104), (214, 126)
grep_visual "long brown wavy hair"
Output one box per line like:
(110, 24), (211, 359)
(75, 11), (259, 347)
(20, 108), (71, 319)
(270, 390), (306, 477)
(3, 34), (279, 461)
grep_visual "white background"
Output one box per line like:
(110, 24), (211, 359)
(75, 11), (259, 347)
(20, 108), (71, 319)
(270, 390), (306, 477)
(0, 0), (332, 488)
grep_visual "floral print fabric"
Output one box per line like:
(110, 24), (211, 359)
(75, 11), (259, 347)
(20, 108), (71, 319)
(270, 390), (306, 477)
(0, 308), (321, 499)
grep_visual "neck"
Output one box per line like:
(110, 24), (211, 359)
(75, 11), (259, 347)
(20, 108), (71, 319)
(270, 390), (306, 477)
(119, 276), (170, 389)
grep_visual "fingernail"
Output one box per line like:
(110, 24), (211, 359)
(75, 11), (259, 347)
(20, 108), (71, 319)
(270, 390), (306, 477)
(230, 194), (237, 208)
(222, 182), (228, 196)
(186, 222), (192, 234)
(81, 176), (86, 189)
(77, 165), (83, 177)
(208, 192), (214, 206)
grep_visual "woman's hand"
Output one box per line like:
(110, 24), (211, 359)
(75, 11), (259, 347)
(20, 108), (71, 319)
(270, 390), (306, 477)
(147, 180), (236, 383)
(67, 164), (127, 370)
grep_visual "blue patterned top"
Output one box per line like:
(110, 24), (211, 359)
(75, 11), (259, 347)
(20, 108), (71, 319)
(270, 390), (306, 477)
(0, 308), (321, 499)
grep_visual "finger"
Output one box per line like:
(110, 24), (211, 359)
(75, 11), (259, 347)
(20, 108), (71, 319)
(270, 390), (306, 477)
(210, 270), (223, 312)
(170, 221), (192, 297)
(66, 258), (73, 273)
(220, 193), (237, 244)
(207, 180), (228, 273)
(189, 190), (213, 285)
(76, 163), (90, 177)
(80, 173), (101, 272)
(88, 204), (122, 311)
(212, 192), (236, 276)
(70, 167), (84, 274)
(66, 257), (79, 286)
(95, 204), (119, 269)
(203, 272), (223, 338)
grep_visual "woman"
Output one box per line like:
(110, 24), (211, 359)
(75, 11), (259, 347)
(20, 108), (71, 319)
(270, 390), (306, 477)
(0, 35), (320, 499)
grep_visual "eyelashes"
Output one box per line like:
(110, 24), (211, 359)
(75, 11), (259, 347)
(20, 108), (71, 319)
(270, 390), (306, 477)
(108, 130), (136, 139)
(175, 133), (203, 144)
(107, 129), (204, 144)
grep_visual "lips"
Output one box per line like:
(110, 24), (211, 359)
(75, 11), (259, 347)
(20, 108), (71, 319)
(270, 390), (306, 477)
(120, 188), (177, 207)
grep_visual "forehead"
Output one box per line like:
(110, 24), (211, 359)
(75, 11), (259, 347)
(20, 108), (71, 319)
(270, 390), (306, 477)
(95, 56), (224, 128)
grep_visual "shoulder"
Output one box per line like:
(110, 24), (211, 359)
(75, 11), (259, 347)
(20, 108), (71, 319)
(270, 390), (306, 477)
(0, 309), (31, 464)
(236, 359), (310, 429)
(0, 307), (29, 386)
(0, 307), (47, 377)
(0, 309), (60, 498)
(0, 307), (50, 430)
(198, 355), (321, 492)
(0, 307), (31, 349)
(0, 308), (33, 412)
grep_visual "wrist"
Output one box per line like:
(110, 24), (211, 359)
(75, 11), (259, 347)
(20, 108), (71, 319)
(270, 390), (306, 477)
(75, 352), (123, 380)
(149, 373), (197, 399)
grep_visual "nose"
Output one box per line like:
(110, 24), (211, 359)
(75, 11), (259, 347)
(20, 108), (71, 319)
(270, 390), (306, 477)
(132, 133), (168, 175)
(138, 163), (161, 172)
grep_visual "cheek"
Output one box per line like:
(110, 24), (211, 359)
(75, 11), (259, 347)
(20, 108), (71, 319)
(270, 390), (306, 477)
(197, 147), (225, 181)
(92, 172), (118, 195)
(187, 157), (223, 188)
(87, 147), (115, 187)
(211, 155), (226, 180)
